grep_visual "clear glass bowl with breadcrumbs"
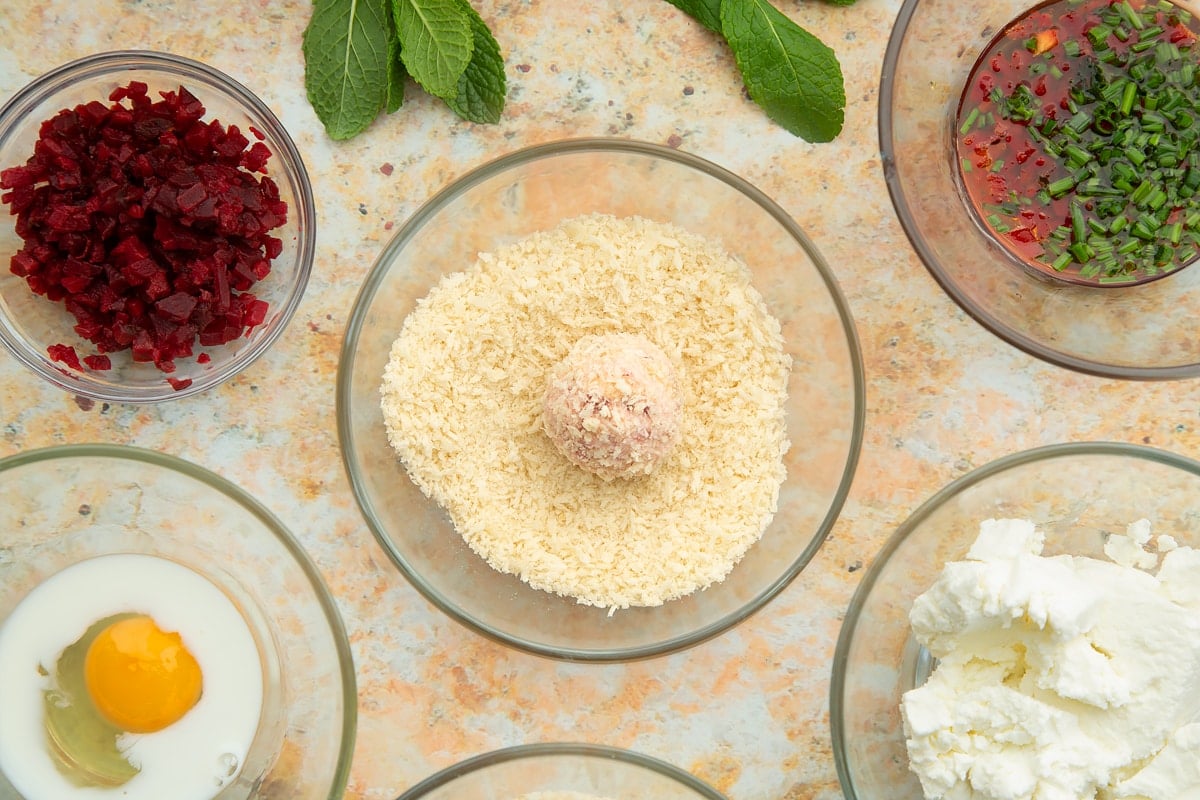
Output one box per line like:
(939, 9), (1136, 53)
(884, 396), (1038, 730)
(337, 138), (865, 661)
(395, 743), (727, 800)
(0, 444), (355, 800)
(0, 51), (314, 401)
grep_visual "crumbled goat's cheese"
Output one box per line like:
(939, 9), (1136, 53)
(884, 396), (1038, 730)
(902, 518), (1200, 800)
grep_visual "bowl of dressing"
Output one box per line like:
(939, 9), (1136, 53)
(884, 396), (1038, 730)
(881, 0), (1200, 377)
(0, 444), (355, 800)
(832, 442), (1200, 800)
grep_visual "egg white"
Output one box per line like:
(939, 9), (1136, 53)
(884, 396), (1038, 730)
(0, 554), (264, 800)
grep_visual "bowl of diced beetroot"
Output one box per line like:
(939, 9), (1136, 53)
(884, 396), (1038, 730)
(0, 51), (314, 401)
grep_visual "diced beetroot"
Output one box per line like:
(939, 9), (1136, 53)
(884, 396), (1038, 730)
(0, 80), (288, 376)
(214, 125), (250, 159)
(155, 291), (198, 322)
(130, 329), (156, 362)
(170, 87), (206, 127)
(46, 204), (90, 232)
(48, 343), (82, 370)
(10, 250), (38, 277)
(241, 142), (271, 173)
(241, 296), (269, 328)
(175, 182), (207, 212)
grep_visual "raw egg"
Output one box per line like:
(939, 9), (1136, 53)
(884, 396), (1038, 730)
(84, 614), (204, 733)
(0, 554), (264, 800)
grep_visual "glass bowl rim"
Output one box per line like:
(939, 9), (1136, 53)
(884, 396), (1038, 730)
(393, 741), (728, 799)
(828, 439), (1200, 798)
(0, 442), (357, 800)
(335, 136), (866, 662)
(0, 49), (317, 402)
(878, 2), (1200, 381)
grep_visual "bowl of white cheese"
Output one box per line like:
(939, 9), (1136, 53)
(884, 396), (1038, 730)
(831, 441), (1200, 800)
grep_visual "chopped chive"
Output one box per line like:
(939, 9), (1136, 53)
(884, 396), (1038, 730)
(1047, 176), (1078, 197)
(955, 0), (1200, 283)
(1064, 144), (1092, 166)
(1088, 23), (1113, 46)
(960, 107), (980, 134)
(1071, 200), (1087, 241)
(1120, 81), (1138, 114)
(1131, 179), (1155, 205)
(1118, 0), (1144, 29)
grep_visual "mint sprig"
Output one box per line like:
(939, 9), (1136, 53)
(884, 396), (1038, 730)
(667, 0), (848, 142)
(303, 0), (507, 140)
(302, 0), (395, 141)
(393, 0), (473, 99)
(444, 1), (507, 124)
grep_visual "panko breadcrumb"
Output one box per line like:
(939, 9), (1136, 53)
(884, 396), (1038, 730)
(380, 213), (790, 610)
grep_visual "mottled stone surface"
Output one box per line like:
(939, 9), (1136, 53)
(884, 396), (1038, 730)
(3, 2), (1200, 799)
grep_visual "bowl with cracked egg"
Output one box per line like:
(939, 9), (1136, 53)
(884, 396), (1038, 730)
(337, 138), (865, 661)
(0, 444), (356, 800)
(395, 743), (727, 799)
(831, 441), (1200, 800)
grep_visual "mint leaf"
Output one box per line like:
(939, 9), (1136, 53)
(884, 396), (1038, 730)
(664, 0), (722, 33)
(444, 1), (507, 123)
(393, 0), (474, 100)
(302, 0), (395, 140)
(719, 0), (846, 142)
(386, 31), (406, 114)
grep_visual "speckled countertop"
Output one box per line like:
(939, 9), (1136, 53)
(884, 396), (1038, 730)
(3, 2), (1199, 799)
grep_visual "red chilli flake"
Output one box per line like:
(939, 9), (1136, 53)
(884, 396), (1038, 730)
(0, 81), (288, 377)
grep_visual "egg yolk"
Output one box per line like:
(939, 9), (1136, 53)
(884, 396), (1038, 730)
(83, 615), (203, 733)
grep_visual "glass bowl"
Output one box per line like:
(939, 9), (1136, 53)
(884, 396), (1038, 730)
(881, 0), (1200, 378)
(337, 138), (864, 661)
(0, 444), (355, 800)
(395, 743), (727, 799)
(831, 441), (1200, 800)
(0, 50), (315, 401)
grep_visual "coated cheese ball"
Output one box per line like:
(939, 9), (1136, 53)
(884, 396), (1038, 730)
(542, 333), (683, 481)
